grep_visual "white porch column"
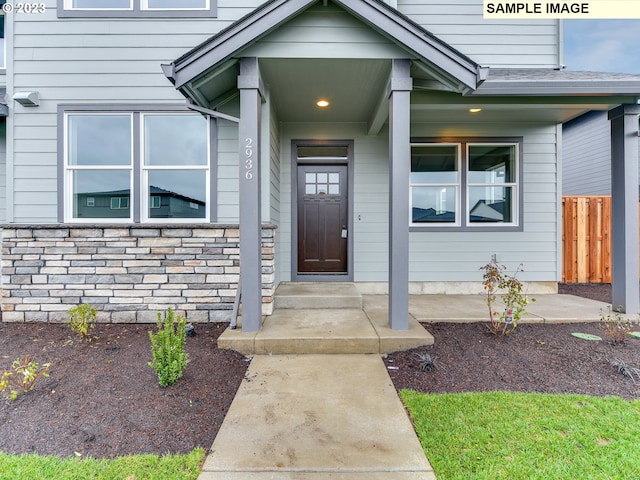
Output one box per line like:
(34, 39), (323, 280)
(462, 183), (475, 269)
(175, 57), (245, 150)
(388, 59), (412, 330)
(609, 104), (640, 313)
(238, 57), (263, 332)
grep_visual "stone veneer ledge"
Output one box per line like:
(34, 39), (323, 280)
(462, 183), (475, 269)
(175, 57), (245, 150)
(1, 224), (276, 323)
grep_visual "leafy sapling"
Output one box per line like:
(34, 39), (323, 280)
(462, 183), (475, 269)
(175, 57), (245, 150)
(148, 308), (189, 387)
(0, 356), (51, 401)
(599, 306), (638, 345)
(67, 303), (97, 341)
(480, 258), (534, 336)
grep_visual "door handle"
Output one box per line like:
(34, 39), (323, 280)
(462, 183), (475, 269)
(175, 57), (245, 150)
(341, 226), (348, 239)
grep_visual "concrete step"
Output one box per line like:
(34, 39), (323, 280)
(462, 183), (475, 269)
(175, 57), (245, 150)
(217, 308), (434, 355)
(274, 282), (363, 309)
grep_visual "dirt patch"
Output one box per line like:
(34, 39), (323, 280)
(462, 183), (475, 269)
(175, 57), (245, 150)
(0, 322), (248, 458)
(387, 282), (639, 401)
(386, 321), (640, 400)
(1, 282), (638, 458)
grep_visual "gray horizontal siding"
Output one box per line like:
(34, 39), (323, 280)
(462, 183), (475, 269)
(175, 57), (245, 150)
(397, 0), (560, 68)
(276, 122), (559, 284)
(241, 4), (409, 60)
(9, 0), (265, 222)
(562, 111), (613, 195)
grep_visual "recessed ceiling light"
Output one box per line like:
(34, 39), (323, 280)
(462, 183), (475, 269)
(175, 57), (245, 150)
(316, 99), (330, 108)
(469, 107), (482, 113)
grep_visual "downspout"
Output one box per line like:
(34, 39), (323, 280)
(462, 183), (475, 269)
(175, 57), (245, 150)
(556, 20), (565, 69)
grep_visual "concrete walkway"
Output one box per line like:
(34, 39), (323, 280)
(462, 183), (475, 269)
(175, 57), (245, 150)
(198, 354), (435, 480)
(202, 292), (611, 479)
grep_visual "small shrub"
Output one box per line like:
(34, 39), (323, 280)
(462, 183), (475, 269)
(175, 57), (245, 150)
(148, 308), (189, 387)
(67, 303), (97, 341)
(606, 357), (640, 382)
(480, 259), (534, 336)
(600, 306), (637, 345)
(0, 356), (51, 401)
(416, 352), (440, 372)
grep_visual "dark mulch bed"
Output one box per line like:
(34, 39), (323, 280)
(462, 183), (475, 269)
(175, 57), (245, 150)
(2, 282), (638, 459)
(387, 283), (640, 401)
(0, 322), (248, 459)
(386, 322), (640, 401)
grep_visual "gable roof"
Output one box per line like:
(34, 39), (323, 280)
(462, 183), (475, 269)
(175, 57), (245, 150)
(162, 0), (486, 95)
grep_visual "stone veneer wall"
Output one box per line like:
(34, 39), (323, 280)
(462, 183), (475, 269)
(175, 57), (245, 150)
(1, 225), (275, 323)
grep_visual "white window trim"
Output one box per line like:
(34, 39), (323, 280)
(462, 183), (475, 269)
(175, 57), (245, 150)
(140, 112), (211, 224)
(466, 143), (519, 228)
(58, 0), (216, 16)
(409, 143), (461, 228)
(410, 139), (522, 230)
(64, 112), (134, 224)
(63, 110), (211, 224)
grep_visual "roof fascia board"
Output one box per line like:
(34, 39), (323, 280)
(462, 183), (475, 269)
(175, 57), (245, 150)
(470, 81), (640, 97)
(167, 0), (482, 92)
(334, 0), (479, 90)
(171, 0), (315, 89)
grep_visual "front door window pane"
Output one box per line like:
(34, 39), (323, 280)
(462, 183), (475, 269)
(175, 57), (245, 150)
(412, 186), (457, 223)
(72, 170), (131, 219)
(148, 170), (206, 219)
(68, 115), (131, 166)
(144, 114), (208, 166)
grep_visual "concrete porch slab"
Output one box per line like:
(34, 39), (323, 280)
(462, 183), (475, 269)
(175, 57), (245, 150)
(274, 282), (363, 309)
(198, 355), (435, 480)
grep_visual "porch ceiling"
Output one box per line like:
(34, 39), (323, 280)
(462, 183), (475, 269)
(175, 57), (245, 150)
(260, 58), (390, 123)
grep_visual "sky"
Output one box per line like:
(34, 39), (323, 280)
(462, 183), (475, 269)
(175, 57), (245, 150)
(563, 20), (640, 73)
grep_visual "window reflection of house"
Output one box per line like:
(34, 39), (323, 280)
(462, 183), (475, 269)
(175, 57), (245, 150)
(75, 185), (205, 219)
(147, 185), (205, 219)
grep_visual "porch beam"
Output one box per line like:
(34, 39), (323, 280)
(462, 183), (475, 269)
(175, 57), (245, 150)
(238, 57), (263, 332)
(609, 104), (640, 314)
(388, 59), (412, 330)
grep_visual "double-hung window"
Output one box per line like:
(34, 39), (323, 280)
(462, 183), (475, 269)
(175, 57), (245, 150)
(142, 113), (209, 222)
(410, 139), (521, 230)
(63, 109), (211, 223)
(59, 0), (215, 17)
(67, 113), (134, 221)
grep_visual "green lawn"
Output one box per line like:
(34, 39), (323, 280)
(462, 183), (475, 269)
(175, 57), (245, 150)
(0, 448), (205, 480)
(401, 391), (640, 480)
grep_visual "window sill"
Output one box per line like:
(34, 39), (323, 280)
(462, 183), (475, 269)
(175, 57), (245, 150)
(57, 8), (217, 18)
(410, 224), (523, 233)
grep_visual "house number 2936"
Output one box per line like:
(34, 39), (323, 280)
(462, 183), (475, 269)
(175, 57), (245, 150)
(244, 138), (254, 180)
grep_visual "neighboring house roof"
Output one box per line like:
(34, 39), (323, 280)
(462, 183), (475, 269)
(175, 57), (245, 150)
(469, 200), (505, 221)
(80, 187), (205, 206)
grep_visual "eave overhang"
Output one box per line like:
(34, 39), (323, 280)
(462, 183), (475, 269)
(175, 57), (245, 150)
(162, 0), (485, 102)
(470, 69), (640, 97)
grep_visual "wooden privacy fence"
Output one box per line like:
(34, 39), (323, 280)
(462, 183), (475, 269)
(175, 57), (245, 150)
(562, 196), (612, 284)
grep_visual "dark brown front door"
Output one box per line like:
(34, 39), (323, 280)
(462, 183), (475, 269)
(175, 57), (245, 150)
(297, 164), (348, 274)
